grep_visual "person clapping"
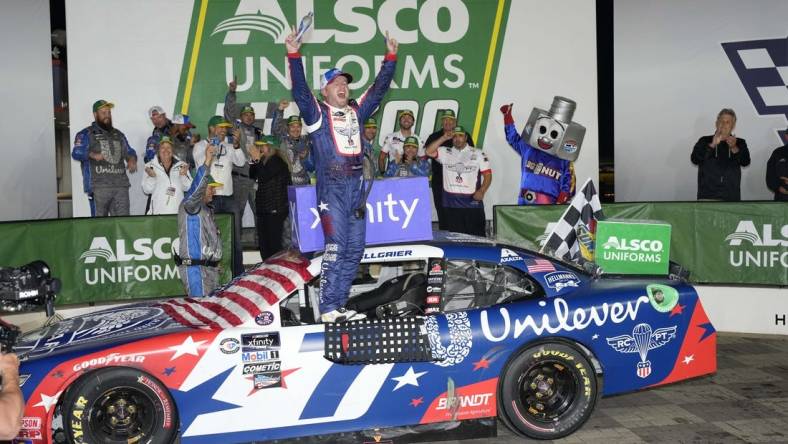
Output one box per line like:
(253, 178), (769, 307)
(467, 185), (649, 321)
(384, 136), (430, 177)
(142, 137), (193, 215)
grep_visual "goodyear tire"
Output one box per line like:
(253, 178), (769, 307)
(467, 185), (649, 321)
(499, 342), (598, 440)
(61, 367), (179, 444)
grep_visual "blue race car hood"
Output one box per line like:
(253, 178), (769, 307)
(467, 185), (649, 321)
(15, 303), (188, 360)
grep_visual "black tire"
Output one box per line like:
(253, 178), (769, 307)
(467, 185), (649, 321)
(499, 342), (598, 440)
(61, 366), (179, 444)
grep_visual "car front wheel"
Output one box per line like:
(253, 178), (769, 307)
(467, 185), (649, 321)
(61, 366), (179, 444)
(499, 342), (598, 440)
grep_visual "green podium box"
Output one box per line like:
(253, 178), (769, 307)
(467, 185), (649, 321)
(596, 220), (671, 275)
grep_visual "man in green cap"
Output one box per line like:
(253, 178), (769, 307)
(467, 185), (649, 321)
(425, 109), (475, 230)
(71, 99), (138, 216)
(362, 117), (381, 175)
(379, 109), (422, 174)
(426, 125), (490, 237)
(223, 78), (260, 235)
(192, 115), (247, 276)
(273, 99), (314, 186)
(177, 144), (224, 297)
(384, 136), (430, 177)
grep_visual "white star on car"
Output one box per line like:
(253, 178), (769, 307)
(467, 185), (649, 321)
(34, 391), (62, 413)
(318, 201), (329, 212)
(391, 366), (427, 391)
(592, 334), (599, 340)
(682, 354), (694, 365)
(168, 335), (207, 361)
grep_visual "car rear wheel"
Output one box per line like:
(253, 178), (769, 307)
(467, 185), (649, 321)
(499, 342), (598, 440)
(61, 366), (179, 444)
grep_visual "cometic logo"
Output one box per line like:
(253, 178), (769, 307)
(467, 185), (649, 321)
(243, 361), (281, 374)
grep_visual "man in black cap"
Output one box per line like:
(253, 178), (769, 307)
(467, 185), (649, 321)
(224, 78), (261, 231)
(425, 109), (474, 230)
(71, 99), (138, 216)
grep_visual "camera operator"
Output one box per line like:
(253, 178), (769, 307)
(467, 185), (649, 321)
(0, 352), (23, 440)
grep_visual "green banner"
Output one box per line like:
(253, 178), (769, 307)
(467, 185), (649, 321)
(494, 202), (788, 286)
(0, 215), (233, 305)
(174, 0), (511, 145)
(596, 220), (671, 275)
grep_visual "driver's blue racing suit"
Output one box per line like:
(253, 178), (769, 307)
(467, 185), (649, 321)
(288, 51), (397, 314)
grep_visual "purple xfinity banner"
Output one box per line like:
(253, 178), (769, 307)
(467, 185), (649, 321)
(288, 177), (433, 253)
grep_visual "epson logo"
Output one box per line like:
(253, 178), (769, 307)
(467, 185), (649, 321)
(603, 236), (663, 252)
(243, 361), (281, 374)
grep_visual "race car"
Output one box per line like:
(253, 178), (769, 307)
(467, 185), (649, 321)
(13, 231), (716, 443)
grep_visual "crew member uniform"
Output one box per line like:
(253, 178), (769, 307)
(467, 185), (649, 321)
(426, 130), (474, 230)
(433, 145), (491, 237)
(224, 93), (261, 224)
(288, 51), (396, 315)
(72, 122), (137, 216)
(177, 165), (222, 297)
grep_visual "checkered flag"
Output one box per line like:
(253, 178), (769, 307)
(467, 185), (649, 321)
(540, 178), (604, 263)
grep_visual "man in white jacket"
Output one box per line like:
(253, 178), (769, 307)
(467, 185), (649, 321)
(142, 136), (192, 215)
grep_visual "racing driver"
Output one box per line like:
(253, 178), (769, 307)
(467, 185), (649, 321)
(285, 28), (398, 323)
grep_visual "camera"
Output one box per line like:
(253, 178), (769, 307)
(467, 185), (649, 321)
(0, 261), (60, 317)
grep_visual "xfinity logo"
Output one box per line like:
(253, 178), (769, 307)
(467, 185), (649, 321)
(216, 0), (470, 46)
(725, 221), (788, 247)
(309, 194), (419, 230)
(603, 236), (663, 252)
(79, 236), (174, 264)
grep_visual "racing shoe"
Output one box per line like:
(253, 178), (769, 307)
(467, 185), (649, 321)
(321, 308), (367, 323)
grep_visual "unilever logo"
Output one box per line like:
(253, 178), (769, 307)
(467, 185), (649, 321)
(175, 0), (512, 146)
(721, 37), (788, 141)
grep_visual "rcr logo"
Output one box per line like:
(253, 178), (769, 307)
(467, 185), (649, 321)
(725, 221), (788, 247)
(79, 237), (174, 264)
(217, 0), (469, 45)
(602, 236), (663, 252)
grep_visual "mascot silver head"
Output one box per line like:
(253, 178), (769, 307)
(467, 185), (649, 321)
(523, 96), (586, 161)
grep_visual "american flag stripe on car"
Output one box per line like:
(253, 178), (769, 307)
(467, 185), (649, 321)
(159, 254), (314, 329)
(527, 259), (556, 273)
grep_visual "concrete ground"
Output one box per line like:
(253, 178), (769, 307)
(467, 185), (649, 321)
(427, 333), (788, 444)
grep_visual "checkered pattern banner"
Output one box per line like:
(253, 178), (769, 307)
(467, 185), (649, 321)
(324, 317), (433, 364)
(541, 178), (604, 263)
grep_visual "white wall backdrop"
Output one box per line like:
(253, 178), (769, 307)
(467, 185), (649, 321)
(615, 0), (788, 202)
(68, 0), (598, 218)
(0, 0), (57, 221)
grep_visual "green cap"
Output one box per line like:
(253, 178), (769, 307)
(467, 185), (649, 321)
(254, 135), (278, 145)
(403, 136), (419, 148)
(205, 174), (223, 188)
(364, 117), (378, 128)
(286, 115), (302, 126)
(158, 136), (174, 147)
(92, 99), (114, 113)
(399, 109), (415, 119)
(207, 115), (232, 128)
(240, 105), (255, 115)
(439, 109), (457, 121)
(453, 126), (467, 135)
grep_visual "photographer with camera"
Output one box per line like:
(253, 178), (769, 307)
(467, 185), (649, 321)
(0, 352), (23, 440)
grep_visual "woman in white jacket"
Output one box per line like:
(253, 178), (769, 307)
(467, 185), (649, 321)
(142, 136), (192, 214)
